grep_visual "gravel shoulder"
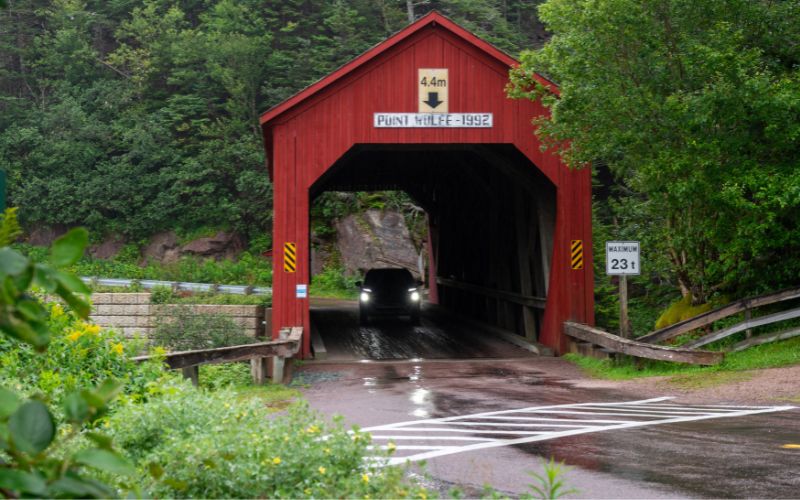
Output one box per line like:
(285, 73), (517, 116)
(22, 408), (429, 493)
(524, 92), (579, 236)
(569, 363), (800, 405)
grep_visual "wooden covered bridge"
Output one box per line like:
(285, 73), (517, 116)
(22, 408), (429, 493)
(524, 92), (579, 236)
(260, 12), (594, 357)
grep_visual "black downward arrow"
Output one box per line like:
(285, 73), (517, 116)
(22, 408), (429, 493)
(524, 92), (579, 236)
(424, 92), (443, 109)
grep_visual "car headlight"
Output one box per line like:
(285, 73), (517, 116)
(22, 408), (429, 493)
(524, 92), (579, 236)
(360, 292), (370, 302)
(410, 291), (420, 302)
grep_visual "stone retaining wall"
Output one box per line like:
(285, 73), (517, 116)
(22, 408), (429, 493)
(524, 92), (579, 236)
(89, 293), (268, 338)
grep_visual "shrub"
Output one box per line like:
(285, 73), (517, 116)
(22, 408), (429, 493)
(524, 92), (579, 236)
(151, 306), (256, 351)
(0, 302), (166, 415)
(149, 286), (177, 304)
(105, 381), (427, 498)
(310, 264), (359, 299)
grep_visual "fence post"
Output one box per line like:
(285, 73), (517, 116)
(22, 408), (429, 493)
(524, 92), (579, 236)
(271, 328), (290, 384)
(182, 366), (199, 386)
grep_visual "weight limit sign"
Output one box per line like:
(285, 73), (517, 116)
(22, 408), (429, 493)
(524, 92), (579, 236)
(606, 241), (640, 275)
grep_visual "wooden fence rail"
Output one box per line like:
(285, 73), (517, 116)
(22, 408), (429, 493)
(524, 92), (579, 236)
(638, 286), (800, 345)
(682, 306), (800, 349)
(133, 326), (302, 385)
(564, 322), (724, 365)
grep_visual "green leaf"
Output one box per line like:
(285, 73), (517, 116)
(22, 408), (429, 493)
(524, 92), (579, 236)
(33, 264), (58, 293)
(0, 315), (50, 349)
(0, 387), (22, 418)
(50, 228), (88, 267)
(8, 400), (55, 455)
(54, 270), (91, 295)
(16, 299), (46, 322)
(63, 392), (90, 423)
(74, 448), (135, 476)
(148, 462), (164, 480)
(47, 474), (116, 499)
(11, 266), (34, 293)
(163, 478), (188, 491)
(56, 283), (90, 318)
(0, 248), (28, 276)
(93, 379), (124, 404)
(85, 432), (113, 450)
(0, 469), (47, 495)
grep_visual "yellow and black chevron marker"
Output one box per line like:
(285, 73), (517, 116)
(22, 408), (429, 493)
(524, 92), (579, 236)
(571, 240), (584, 270)
(283, 242), (297, 273)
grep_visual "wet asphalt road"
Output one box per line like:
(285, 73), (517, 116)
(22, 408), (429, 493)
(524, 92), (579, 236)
(301, 301), (800, 498)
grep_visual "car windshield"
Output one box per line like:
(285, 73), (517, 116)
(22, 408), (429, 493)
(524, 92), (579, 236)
(364, 269), (415, 289)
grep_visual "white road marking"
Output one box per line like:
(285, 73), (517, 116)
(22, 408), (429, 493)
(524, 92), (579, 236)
(464, 416), (635, 424)
(432, 421), (607, 428)
(360, 397), (796, 466)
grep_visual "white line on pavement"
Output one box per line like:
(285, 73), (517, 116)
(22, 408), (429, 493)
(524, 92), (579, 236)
(358, 398), (796, 466)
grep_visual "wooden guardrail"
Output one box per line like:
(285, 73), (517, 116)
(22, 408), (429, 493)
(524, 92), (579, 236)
(436, 277), (546, 309)
(564, 322), (724, 365)
(638, 287), (800, 345)
(134, 326), (302, 385)
(682, 306), (800, 349)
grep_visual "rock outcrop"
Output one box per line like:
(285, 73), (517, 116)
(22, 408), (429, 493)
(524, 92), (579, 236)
(142, 231), (181, 263)
(334, 209), (421, 277)
(180, 231), (244, 261)
(90, 236), (126, 260)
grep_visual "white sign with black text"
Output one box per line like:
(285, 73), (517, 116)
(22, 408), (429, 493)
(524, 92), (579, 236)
(606, 241), (640, 276)
(373, 113), (493, 128)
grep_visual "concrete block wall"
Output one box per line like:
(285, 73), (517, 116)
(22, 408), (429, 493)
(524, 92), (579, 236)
(89, 293), (268, 339)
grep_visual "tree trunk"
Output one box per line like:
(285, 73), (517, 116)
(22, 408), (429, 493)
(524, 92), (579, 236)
(406, 0), (415, 23)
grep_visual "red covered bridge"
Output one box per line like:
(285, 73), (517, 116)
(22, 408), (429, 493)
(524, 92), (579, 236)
(260, 12), (593, 357)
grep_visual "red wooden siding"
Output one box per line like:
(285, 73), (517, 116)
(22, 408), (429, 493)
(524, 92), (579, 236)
(262, 12), (594, 356)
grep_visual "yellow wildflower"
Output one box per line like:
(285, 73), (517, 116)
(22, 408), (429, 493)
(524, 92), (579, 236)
(318, 466), (326, 475)
(323, 447), (331, 455)
(51, 303), (64, 317)
(272, 457), (281, 465)
(306, 425), (320, 434)
(66, 330), (82, 342)
(419, 490), (427, 500)
(112, 343), (124, 355)
(84, 324), (101, 335)
(386, 441), (397, 454)
(361, 473), (370, 483)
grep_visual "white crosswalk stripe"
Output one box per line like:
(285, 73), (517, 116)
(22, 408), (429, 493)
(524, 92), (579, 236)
(360, 397), (795, 465)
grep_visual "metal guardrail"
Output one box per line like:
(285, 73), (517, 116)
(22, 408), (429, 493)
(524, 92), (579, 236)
(80, 277), (272, 295)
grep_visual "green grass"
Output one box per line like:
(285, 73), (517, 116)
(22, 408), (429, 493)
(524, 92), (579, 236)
(198, 363), (301, 411)
(564, 336), (800, 386)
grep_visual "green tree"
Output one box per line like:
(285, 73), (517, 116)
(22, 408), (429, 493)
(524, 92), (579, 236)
(509, 0), (800, 304)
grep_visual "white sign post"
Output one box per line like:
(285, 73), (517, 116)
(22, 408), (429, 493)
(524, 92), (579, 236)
(606, 241), (640, 339)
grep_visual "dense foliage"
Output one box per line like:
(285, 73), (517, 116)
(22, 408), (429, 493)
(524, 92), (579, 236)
(509, 0), (800, 307)
(1, 0), (546, 242)
(16, 242), (273, 285)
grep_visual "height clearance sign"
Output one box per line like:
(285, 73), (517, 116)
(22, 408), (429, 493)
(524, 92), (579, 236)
(373, 68), (493, 128)
(606, 241), (640, 275)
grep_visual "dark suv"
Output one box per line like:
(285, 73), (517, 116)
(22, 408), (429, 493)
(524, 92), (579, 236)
(357, 268), (422, 325)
